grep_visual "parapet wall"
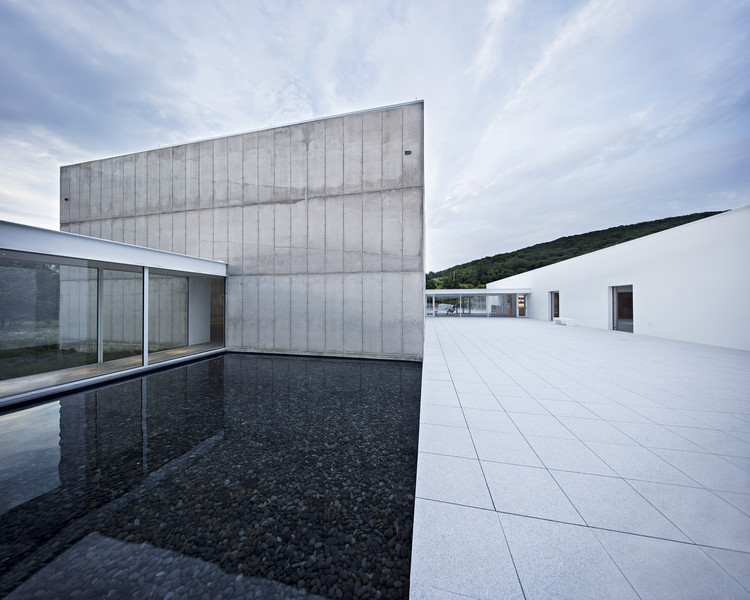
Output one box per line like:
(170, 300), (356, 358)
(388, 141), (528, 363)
(60, 102), (425, 361)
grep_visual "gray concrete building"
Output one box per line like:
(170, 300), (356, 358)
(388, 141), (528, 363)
(59, 102), (425, 361)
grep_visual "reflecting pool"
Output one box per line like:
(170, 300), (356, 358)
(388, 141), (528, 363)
(0, 354), (421, 599)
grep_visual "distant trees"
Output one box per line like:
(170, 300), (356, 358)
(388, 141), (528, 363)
(425, 211), (723, 289)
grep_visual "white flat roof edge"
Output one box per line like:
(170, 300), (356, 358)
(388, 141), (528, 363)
(426, 288), (531, 295)
(61, 100), (425, 165)
(0, 221), (227, 277)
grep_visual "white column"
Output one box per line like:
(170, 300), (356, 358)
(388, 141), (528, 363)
(142, 267), (149, 366)
(96, 268), (104, 363)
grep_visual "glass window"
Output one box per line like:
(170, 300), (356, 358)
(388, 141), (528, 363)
(435, 296), (459, 316)
(148, 273), (188, 360)
(489, 294), (516, 316)
(210, 278), (225, 347)
(102, 269), (143, 363)
(459, 295), (486, 315)
(1, 251), (225, 398)
(0, 257), (97, 381)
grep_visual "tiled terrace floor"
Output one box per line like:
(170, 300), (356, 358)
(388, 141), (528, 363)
(410, 317), (750, 600)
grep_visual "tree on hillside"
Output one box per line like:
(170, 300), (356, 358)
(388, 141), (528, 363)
(427, 211), (723, 288)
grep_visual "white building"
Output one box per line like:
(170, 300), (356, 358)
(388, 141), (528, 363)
(487, 206), (750, 351)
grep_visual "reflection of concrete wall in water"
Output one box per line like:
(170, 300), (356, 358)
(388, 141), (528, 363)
(60, 103), (425, 361)
(58, 265), (96, 353)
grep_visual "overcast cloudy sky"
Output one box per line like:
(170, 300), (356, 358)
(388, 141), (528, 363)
(1, 0), (748, 271)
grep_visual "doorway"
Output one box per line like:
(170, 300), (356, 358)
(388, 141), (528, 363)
(550, 291), (559, 320)
(613, 285), (633, 332)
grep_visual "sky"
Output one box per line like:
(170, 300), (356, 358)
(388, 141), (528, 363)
(1, 0), (748, 272)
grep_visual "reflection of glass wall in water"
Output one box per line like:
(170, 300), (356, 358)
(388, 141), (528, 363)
(102, 269), (143, 362)
(149, 273), (188, 354)
(0, 355), (419, 598)
(0, 257), (98, 381)
(0, 402), (61, 513)
(0, 358), (225, 590)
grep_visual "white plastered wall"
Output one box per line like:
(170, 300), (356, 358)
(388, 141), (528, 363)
(487, 207), (750, 351)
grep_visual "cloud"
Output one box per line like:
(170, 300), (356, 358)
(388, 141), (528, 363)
(0, 0), (747, 271)
(425, 0), (750, 269)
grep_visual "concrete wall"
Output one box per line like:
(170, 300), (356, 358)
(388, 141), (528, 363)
(60, 102), (425, 361)
(487, 207), (750, 351)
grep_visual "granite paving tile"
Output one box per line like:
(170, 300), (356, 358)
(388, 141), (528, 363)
(410, 499), (523, 600)
(457, 392), (503, 410)
(482, 462), (583, 524)
(415, 453), (494, 509)
(612, 421), (706, 452)
(499, 514), (639, 600)
(585, 441), (699, 486)
(418, 423), (477, 459)
(628, 480), (750, 552)
(595, 529), (750, 599)
(558, 416), (638, 445)
(652, 448), (750, 493)
(419, 404), (466, 427)
(526, 436), (617, 476)
(462, 409), (518, 433)
(551, 470), (689, 541)
(471, 430), (543, 467)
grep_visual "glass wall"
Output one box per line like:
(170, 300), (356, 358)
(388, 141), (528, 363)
(1, 257), (97, 381)
(102, 269), (143, 363)
(210, 278), (225, 347)
(425, 295), (435, 316)
(459, 295), (487, 316)
(427, 293), (528, 317)
(0, 251), (225, 398)
(434, 296), (459, 316)
(489, 294), (517, 316)
(148, 273), (188, 358)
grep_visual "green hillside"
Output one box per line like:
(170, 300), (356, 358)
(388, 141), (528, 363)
(427, 211), (724, 289)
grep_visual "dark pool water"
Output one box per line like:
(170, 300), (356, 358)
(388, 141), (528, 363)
(0, 354), (422, 599)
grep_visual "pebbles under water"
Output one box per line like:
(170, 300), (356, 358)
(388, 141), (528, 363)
(0, 354), (421, 599)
